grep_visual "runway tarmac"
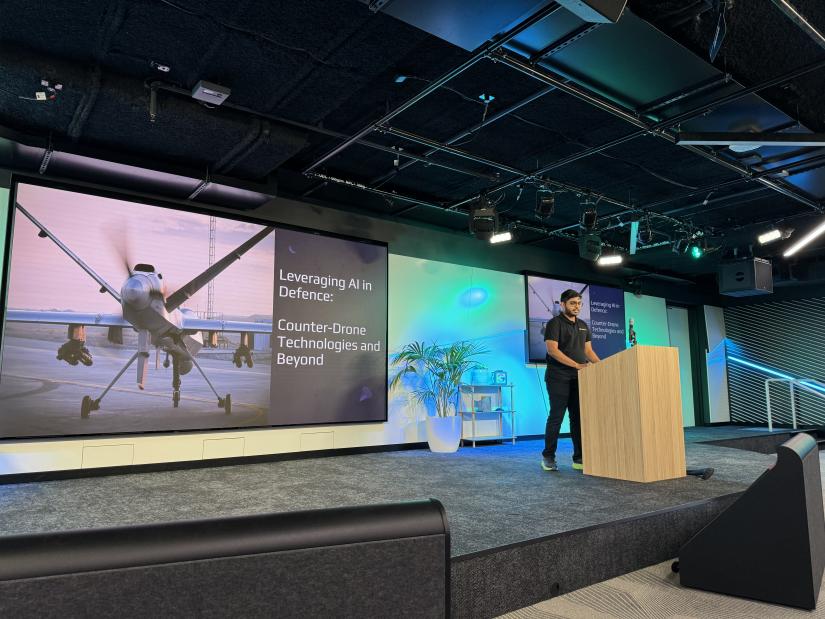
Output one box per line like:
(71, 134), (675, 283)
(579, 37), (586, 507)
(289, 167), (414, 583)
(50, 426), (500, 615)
(0, 336), (271, 438)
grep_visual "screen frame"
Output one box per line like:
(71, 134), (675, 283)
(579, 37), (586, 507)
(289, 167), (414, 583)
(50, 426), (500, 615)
(0, 174), (389, 440)
(522, 269), (626, 364)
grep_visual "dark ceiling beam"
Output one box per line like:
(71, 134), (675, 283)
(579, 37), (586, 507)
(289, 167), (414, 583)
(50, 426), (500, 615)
(491, 49), (824, 213)
(378, 125), (525, 177)
(637, 73), (731, 115)
(373, 125), (653, 217)
(560, 150), (825, 236)
(370, 84), (558, 188)
(529, 22), (602, 63)
(455, 53), (825, 204)
(368, 19), (606, 191)
(301, 3), (562, 175)
(769, 0), (825, 52)
(306, 171), (447, 211)
(148, 82), (497, 184)
(305, 170), (640, 250)
(640, 146), (825, 214)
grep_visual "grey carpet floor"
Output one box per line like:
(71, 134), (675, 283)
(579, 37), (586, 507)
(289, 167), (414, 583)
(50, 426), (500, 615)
(0, 430), (775, 557)
(500, 559), (825, 619)
(498, 451), (825, 618)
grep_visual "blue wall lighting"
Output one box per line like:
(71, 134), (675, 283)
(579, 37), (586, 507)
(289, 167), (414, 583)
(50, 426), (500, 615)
(728, 355), (825, 395)
(460, 286), (489, 308)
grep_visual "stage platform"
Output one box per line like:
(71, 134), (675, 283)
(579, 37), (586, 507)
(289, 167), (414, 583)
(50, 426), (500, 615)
(0, 426), (802, 617)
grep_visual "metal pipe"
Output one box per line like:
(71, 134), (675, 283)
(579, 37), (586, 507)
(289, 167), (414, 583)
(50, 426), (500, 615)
(641, 149), (825, 214)
(370, 85), (557, 187)
(638, 74), (732, 115)
(379, 125), (525, 177)
(770, 0), (825, 52)
(147, 82), (496, 182)
(495, 50), (824, 213)
(494, 50), (651, 131)
(514, 56), (825, 179)
(306, 171), (447, 211)
(302, 3), (562, 175)
(530, 22), (601, 63)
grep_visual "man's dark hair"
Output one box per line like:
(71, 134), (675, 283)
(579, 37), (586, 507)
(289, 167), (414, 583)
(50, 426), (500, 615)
(560, 289), (582, 303)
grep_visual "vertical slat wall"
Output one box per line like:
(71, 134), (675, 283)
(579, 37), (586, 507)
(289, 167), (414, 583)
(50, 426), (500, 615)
(725, 298), (825, 426)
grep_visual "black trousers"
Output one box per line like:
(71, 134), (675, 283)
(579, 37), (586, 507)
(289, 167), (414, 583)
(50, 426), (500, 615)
(543, 372), (582, 460)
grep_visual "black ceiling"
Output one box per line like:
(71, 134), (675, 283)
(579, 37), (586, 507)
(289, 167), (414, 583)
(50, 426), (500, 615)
(2, 0), (825, 289)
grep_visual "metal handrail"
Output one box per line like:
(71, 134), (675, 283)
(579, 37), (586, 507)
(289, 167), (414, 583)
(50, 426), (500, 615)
(765, 378), (825, 431)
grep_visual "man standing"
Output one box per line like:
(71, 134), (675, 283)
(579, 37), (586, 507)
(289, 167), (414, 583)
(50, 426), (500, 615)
(541, 289), (600, 472)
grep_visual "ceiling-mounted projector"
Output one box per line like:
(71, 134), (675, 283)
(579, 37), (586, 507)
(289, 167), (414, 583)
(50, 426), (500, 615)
(556, 0), (626, 23)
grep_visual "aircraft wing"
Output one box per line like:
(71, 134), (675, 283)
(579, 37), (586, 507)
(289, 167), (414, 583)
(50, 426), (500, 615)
(181, 316), (272, 334)
(6, 310), (131, 328)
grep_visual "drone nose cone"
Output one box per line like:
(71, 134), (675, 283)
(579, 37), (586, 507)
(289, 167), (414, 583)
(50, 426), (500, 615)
(121, 277), (151, 309)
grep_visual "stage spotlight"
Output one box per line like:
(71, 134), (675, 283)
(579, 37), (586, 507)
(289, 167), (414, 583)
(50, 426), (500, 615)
(581, 206), (598, 231)
(672, 237), (689, 255)
(535, 190), (555, 220)
(469, 193), (498, 241)
(597, 254), (623, 266)
(489, 230), (513, 244)
(578, 231), (602, 261)
(689, 243), (704, 259)
(758, 228), (792, 245)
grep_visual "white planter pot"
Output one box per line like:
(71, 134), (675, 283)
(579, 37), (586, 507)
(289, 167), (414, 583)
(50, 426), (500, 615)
(426, 416), (462, 453)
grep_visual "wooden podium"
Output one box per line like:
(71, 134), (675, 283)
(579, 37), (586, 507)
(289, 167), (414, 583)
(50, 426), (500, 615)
(578, 345), (686, 483)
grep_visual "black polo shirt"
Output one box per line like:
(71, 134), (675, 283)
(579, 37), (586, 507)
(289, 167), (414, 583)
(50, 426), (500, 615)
(544, 314), (591, 377)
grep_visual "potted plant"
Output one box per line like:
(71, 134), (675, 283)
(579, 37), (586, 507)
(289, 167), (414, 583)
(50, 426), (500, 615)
(389, 340), (488, 452)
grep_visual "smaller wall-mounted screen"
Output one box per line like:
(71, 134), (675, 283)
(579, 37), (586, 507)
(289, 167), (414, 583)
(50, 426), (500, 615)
(525, 274), (626, 363)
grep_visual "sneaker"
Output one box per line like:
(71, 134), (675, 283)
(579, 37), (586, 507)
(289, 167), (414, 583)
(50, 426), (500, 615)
(572, 458), (583, 471)
(541, 457), (558, 472)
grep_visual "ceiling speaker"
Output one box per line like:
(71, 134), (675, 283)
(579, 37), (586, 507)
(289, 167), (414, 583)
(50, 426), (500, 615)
(718, 258), (773, 297)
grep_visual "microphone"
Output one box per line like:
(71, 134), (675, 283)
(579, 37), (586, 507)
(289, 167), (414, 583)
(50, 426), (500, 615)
(628, 317), (637, 347)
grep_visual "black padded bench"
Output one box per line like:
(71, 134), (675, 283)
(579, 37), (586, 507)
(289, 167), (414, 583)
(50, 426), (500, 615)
(0, 499), (450, 618)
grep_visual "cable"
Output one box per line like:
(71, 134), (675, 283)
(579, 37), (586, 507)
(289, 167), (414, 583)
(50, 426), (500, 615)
(0, 86), (44, 101)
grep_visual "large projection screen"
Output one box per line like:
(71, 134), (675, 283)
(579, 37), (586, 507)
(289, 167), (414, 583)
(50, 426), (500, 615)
(525, 272), (627, 364)
(0, 180), (387, 439)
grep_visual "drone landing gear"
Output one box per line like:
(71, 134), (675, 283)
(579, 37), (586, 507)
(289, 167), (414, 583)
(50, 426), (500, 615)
(232, 345), (253, 368)
(172, 356), (181, 408)
(58, 326), (92, 366)
(233, 333), (254, 368)
(79, 351), (140, 419)
(188, 353), (232, 415)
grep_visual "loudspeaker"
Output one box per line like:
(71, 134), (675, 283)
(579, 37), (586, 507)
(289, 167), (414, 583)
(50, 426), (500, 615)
(556, 0), (626, 23)
(677, 434), (825, 609)
(718, 258), (773, 297)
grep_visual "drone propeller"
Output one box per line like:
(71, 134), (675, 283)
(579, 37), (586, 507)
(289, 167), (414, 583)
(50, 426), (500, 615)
(104, 221), (136, 280)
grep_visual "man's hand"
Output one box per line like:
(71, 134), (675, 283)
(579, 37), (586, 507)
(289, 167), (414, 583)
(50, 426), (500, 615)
(576, 362), (588, 370)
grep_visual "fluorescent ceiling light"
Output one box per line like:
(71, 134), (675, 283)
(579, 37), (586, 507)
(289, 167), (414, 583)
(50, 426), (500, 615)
(758, 229), (783, 244)
(596, 254), (623, 266)
(489, 231), (513, 244)
(675, 132), (825, 148)
(728, 144), (761, 153)
(783, 219), (825, 257)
